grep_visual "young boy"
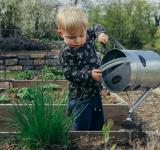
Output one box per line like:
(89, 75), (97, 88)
(55, 6), (108, 131)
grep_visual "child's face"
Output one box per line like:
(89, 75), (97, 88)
(59, 30), (87, 48)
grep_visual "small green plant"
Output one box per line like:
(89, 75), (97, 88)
(51, 68), (63, 80)
(43, 66), (63, 80)
(43, 65), (55, 80)
(6, 87), (18, 93)
(0, 95), (9, 103)
(15, 70), (34, 80)
(17, 87), (34, 101)
(13, 86), (73, 149)
(102, 119), (116, 150)
(42, 83), (59, 91)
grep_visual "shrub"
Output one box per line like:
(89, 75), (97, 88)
(0, 37), (51, 51)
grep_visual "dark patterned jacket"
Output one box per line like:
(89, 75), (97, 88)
(59, 24), (106, 100)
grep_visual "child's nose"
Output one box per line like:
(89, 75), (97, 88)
(75, 37), (80, 42)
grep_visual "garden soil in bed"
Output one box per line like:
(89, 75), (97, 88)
(70, 132), (160, 150)
(1, 132), (159, 150)
(0, 88), (123, 104)
(117, 89), (160, 131)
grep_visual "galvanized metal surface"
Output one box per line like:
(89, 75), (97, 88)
(101, 49), (160, 92)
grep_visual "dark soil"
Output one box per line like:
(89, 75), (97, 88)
(70, 133), (160, 150)
(0, 136), (142, 150)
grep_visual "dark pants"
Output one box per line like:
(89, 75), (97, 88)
(67, 95), (104, 131)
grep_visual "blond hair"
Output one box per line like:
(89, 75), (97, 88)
(55, 7), (88, 34)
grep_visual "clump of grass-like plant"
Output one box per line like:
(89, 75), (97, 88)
(13, 86), (72, 149)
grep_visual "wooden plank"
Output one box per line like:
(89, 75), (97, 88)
(0, 81), (12, 89)
(103, 104), (128, 128)
(11, 80), (68, 89)
(0, 103), (128, 132)
(110, 92), (128, 104)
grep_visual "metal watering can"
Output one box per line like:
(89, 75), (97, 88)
(100, 35), (160, 129)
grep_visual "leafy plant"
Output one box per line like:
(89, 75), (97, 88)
(13, 86), (73, 149)
(102, 119), (115, 149)
(0, 95), (9, 103)
(15, 70), (34, 80)
(43, 65), (55, 80)
(6, 87), (18, 94)
(17, 87), (35, 101)
(42, 83), (59, 91)
(42, 66), (63, 80)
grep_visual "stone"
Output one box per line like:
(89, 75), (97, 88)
(18, 55), (31, 60)
(19, 59), (33, 65)
(31, 54), (45, 59)
(22, 65), (34, 70)
(6, 65), (22, 71)
(34, 65), (44, 70)
(0, 60), (3, 65)
(5, 59), (18, 66)
(33, 59), (45, 65)
(45, 55), (58, 59)
(45, 59), (59, 66)
(0, 66), (4, 70)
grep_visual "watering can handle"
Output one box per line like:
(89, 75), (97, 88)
(108, 35), (126, 50)
(99, 57), (130, 72)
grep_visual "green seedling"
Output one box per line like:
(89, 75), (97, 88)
(0, 95), (9, 103)
(15, 70), (34, 80)
(17, 87), (34, 101)
(102, 119), (116, 150)
(42, 65), (63, 80)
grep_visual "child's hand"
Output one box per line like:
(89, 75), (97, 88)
(92, 69), (102, 81)
(98, 33), (109, 44)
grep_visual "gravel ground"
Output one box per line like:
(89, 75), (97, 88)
(117, 88), (160, 131)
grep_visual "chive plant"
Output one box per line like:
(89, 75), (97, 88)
(13, 86), (73, 149)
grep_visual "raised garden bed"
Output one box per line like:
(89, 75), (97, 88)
(0, 85), (160, 149)
(0, 103), (128, 132)
(0, 91), (128, 131)
(0, 80), (129, 144)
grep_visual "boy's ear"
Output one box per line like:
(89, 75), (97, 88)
(57, 30), (63, 37)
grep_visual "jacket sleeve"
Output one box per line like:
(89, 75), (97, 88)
(87, 24), (106, 41)
(59, 49), (96, 86)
